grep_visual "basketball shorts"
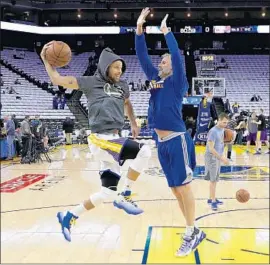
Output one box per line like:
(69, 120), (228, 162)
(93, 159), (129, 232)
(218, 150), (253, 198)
(204, 153), (221, 182)
(257, 130), (268, 142)
(247, 132), (257, 142)
(88, 133), (143, 166)
(157, 132), (196, 188)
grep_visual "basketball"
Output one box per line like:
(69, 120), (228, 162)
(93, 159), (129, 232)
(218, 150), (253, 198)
(45, 41), (71, 68)
(236, 189), (250, 203)
(224, 128), (235, 143)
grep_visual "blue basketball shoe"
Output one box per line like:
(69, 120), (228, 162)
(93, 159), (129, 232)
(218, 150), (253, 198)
(57, 211), (78, 242)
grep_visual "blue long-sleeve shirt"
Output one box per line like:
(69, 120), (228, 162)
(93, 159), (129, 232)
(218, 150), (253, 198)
(135, 31), (188, 132)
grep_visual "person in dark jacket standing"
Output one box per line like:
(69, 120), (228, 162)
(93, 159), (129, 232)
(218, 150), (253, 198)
(62, 117), (74, 145)
(5, 115), (15, 160)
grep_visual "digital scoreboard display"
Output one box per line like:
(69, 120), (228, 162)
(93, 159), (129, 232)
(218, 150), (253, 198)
(200, 55), (216, 76)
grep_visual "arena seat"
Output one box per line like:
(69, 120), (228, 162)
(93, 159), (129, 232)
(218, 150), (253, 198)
(0, 65), (75, 120)
(1, 48), (94, 94)
(195, 54), (269, 116)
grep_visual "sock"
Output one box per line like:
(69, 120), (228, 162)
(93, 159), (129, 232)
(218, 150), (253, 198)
(70, 203), (87, 217)
(185, 226), (195, 237)
(227, 151), (231, 159)
(122, 178), (135, 192)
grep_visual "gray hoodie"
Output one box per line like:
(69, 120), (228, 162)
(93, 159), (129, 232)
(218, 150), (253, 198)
(77, 48), (130, 133)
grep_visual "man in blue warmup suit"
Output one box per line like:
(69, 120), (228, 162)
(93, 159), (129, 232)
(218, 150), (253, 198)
(135, 8), (206, 257)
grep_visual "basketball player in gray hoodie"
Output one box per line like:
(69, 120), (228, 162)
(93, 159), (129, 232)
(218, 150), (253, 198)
(41, 43), (152, 242)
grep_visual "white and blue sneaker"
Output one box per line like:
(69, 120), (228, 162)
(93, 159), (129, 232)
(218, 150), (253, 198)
(113, 191), (143, 215)
(175, 228), (206, 257)
(207, 199), (223, 205)
(57, 211), (78, 242)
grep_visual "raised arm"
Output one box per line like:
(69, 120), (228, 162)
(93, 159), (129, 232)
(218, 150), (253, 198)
(160, 15), (188, 94)
(135, 8), (159, 80)
(41, 42), (79, 89)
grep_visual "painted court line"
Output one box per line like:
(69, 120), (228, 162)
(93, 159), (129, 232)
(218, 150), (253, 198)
(141, 208), (269, 264)
(1, 200), (269, 214)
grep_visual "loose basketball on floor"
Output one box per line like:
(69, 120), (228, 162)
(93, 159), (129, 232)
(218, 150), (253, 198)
(236, 189), (250, 203)
(45, 41), (71, 67)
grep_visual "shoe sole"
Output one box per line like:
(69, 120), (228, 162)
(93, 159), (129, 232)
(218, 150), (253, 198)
(113, 201), (144, 215)
(57, 212), (71, 242)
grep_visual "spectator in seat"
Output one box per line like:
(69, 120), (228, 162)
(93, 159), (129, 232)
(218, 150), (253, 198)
(8, 86), (18, 94)
(14, 78), (21, 85)
(251, 94), (258, 102)
(62, 117), (74, 145)
(53, 95), (60, 109)
(60, 94), (66, 109)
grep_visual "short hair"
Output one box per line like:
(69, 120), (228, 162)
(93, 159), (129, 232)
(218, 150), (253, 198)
(218, 112), (229, 120)
(161, 53), (170, 59)
(260, 109), (264, 113)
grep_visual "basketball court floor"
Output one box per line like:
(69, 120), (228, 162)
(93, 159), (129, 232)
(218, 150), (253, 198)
(1, 143), (269, 263)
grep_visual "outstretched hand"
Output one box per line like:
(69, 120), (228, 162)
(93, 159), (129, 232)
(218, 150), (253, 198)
(160, 14), (169, 34)
(40, 41), (54, 64)
(137, 7), (151, 26)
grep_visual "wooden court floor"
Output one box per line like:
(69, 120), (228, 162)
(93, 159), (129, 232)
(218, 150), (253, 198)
(1, 143), (269, 263)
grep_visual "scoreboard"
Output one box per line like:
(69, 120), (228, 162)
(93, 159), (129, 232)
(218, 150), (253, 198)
(200, 55), (216, 77)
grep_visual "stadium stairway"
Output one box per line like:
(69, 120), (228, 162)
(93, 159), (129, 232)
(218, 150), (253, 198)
(66, 90), (89, 129)
(212, 97), (226, 116)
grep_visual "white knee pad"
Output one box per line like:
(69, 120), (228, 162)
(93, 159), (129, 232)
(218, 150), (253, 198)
(129, 144), (152, 173)
(90, 187), (117, 207)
